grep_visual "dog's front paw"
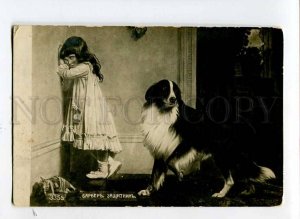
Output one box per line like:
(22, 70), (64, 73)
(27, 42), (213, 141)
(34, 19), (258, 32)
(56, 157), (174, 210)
(138, 189), (151, 196)
(212, 192), (226, 198)
(138, 185), (153, 196)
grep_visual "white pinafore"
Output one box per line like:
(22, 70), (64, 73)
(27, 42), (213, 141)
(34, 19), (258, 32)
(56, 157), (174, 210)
(58, 62), (122, 153)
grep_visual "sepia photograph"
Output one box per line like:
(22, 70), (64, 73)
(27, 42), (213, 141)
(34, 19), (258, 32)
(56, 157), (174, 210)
(13, 26), (283, 207)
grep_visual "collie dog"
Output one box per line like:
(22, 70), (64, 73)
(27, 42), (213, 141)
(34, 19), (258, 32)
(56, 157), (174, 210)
(138, 79), (275, 198)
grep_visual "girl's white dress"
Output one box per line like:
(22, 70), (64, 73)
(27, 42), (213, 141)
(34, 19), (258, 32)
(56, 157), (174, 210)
(57, 62), (122, 153)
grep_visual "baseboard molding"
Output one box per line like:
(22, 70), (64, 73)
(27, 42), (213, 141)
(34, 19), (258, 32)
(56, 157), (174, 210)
(31, 134), (144, 158)
(119, 134), (144, 143)
(32, 139), (61, 158)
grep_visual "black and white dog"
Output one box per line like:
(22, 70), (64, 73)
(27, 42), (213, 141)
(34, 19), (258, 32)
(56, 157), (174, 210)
(138, 79), (275, 198)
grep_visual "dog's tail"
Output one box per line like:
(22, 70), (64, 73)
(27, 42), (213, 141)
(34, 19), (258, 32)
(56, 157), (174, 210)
(250, 164), (276, 183)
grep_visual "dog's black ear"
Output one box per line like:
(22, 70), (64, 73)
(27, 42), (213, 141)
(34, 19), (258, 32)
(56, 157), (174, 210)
(145, 83), (157, 103)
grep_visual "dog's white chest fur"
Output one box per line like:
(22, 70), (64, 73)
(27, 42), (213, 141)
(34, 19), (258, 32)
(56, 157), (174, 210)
(141, 104), (182, 160)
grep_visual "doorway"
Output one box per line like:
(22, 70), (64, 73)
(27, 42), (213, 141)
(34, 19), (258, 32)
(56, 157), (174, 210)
(196, 27), (283, 180)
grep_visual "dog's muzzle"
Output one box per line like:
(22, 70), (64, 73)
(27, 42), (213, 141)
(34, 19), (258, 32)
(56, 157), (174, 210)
(169, 97), (177, 104)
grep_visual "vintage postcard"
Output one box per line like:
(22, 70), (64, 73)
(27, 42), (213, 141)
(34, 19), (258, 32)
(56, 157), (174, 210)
(13, 26), (283, 207)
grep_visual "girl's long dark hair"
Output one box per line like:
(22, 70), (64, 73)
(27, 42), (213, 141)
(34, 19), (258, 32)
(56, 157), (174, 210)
(59, 36), (103, 82)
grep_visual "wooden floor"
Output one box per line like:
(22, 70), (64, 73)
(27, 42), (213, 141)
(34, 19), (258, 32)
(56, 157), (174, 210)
(31, 173), (283, 207)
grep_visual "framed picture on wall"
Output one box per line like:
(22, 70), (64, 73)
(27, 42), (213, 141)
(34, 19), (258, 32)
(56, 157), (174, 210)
(13, 25), (283, 207)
